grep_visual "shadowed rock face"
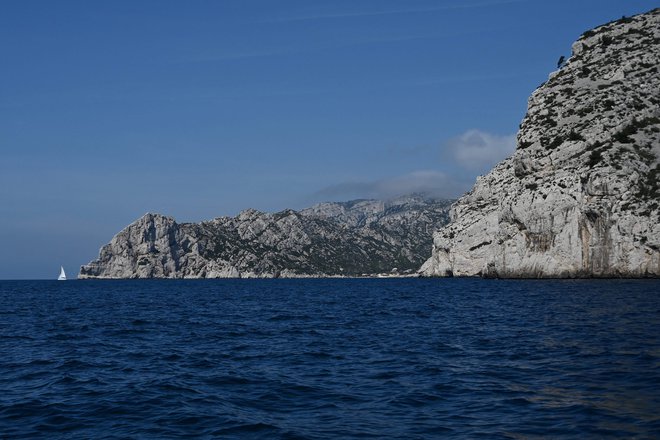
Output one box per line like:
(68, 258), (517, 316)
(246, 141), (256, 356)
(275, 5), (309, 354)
(421, 9), (660, 278)
(79, 195), (452, 279)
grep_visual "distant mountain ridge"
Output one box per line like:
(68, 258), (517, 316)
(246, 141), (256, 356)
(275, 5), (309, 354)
(80, 194), (452, 278)
(421, 9), (660, 278)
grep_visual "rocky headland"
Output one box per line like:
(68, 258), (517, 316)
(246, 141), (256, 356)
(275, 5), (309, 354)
(80, 195), (452, 278)
(421, 9), (660, 278)
(81, 10), (659, 280)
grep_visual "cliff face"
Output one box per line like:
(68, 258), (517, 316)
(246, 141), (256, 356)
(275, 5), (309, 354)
(80, 195), (451, 279)
(421, 9), (660, 278)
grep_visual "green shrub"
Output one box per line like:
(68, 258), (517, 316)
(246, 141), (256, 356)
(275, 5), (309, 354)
(587, 149), (603, 166)
(577, 106), (593, 117)
(568, 130), (585, 141)
(613, 121), (638, 143)
(616, 16), (633, 24)
(635, 116), (660, 127)
(602, 99), (615, 110)
(548, 136), (564, 149)
(637, 165), (660, 200)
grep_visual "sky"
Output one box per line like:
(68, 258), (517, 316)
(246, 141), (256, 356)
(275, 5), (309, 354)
(1, 0), (657, 279)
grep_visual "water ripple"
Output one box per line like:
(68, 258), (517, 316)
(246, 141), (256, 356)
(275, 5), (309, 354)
(0, 279), (659, 438)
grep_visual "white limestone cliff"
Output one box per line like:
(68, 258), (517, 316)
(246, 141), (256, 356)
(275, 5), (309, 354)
(421, 9), (660, 278)
(80, 195), (452, 279)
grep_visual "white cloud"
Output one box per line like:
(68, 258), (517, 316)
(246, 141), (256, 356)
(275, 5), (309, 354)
(444, 129), (516, 172)
(307, 129), (517, 204)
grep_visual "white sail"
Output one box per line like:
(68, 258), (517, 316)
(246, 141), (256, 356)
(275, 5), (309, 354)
(58, 266), (67, 281)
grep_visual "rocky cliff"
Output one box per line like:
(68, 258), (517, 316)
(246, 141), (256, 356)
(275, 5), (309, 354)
(80, 195), (451, 278)
(421, 9), (660, 278)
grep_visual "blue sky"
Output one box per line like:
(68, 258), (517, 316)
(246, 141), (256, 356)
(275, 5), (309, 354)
(1, 0), (656, 279)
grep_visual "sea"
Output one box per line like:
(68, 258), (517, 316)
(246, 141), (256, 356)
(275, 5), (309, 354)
(0, 279), (659, 439)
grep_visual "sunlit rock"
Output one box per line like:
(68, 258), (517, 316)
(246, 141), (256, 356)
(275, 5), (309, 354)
(421, 9), (660, 278)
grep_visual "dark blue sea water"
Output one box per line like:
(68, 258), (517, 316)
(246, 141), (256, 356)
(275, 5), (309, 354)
(1, 279), (659, 439)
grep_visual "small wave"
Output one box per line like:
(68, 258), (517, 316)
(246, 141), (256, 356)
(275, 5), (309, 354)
(0, 279), (658, 438)
(211, 421), (282, 437)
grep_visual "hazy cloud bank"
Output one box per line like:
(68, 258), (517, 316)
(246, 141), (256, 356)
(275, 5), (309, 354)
(309, 170), (471, 203)
(309, 129), (516, 203)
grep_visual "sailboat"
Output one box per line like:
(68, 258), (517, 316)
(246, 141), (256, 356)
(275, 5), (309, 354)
(58, 266), (67, 281)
